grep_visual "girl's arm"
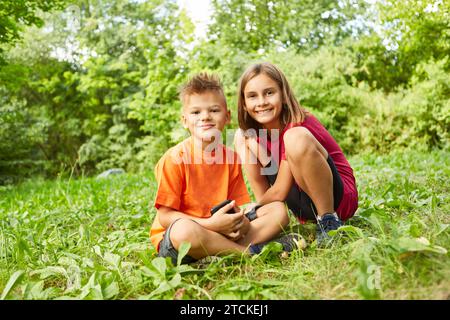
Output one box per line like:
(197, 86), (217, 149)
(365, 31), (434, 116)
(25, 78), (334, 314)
(234, 130), (293, 204)
(257, 160), (294, 206)
(234, 130), (270, 201)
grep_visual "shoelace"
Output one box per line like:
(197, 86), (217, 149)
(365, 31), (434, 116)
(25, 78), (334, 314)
(319, 216), (341, 232)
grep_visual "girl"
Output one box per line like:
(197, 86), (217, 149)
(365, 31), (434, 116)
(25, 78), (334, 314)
(234, 62), (358, 245)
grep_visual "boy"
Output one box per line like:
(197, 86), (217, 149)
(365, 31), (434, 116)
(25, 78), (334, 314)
(150, 73), (301, 264)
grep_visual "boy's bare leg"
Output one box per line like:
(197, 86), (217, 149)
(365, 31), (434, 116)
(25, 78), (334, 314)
(170, 202), (289, 259)
(237, 201), (289, 247)
(169, 219), (248, 259)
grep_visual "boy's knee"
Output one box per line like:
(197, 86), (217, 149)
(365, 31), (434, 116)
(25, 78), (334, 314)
(258, 201), (289, 227)
(169, 219), (201, 250)
(273, 202), (290, 228)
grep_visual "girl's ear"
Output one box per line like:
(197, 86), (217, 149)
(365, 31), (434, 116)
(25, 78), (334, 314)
(226, 110), (231, 124)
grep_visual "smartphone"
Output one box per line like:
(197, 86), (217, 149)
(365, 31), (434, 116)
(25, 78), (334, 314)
(210, 199), (235, 215)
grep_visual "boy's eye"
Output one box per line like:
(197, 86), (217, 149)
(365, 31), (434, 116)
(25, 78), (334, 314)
(191, 111), (200, 115)
(212, 109), (220, 112)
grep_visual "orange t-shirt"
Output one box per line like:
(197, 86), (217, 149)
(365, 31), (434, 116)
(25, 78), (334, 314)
(150, 138), (251, 250)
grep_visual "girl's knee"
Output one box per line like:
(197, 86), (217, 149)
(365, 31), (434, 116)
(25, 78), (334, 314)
(284, 127), (326, 160)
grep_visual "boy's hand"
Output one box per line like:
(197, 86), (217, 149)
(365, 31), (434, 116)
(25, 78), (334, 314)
(207, 200), (245, 237)
(227, 208), (250, 241)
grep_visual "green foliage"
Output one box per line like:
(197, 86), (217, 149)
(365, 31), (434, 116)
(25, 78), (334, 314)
(346, 57), (450, 153)
(0, 0), (449, 181)
(209, 0), (369, 53)
(352, 0), (450, 91)
(266, 47), (364, 148)
(264, 48), (449, 154)
(0, 0), (68, 64)
(1, 0), (193, 180)
(0, 150), (448, 299)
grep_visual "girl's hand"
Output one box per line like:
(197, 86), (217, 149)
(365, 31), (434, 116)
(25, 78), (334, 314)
(243, 202), (258, 215)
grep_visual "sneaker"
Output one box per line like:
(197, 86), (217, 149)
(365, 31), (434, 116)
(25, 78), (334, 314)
(250, 233), (306, 254)
(316, 213), (343, 246)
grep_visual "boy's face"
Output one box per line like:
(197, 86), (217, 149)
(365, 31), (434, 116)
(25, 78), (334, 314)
(182, 91), (231, 146)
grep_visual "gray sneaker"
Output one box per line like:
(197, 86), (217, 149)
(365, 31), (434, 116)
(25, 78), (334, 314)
(274, 233), (307, 252)
(250, 233), (306, 254)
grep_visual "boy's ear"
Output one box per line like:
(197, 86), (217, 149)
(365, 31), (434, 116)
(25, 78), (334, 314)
(181, 114), (188, 129)
(226, 110), (231, 124)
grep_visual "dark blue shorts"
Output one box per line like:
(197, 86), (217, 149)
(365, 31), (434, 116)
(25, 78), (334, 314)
(158, 218), (197, 265)
(265, 156), (343, 221)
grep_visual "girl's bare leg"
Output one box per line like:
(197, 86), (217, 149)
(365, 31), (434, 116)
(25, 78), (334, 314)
(283, 127), (334, 217)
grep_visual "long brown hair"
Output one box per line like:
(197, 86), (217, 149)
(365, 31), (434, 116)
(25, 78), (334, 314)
(237, 62), (306, 132)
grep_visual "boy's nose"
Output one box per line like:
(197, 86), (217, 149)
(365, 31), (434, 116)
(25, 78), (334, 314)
(200, 111), (212, 120)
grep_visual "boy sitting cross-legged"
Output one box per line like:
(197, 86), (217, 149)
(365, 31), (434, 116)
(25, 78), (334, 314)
(150, 72), (302, 264)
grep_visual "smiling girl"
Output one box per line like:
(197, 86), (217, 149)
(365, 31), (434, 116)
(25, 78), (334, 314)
(234, 62), (358, 245)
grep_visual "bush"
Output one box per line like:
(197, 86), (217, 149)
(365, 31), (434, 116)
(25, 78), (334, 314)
(264, 49), (449, 155)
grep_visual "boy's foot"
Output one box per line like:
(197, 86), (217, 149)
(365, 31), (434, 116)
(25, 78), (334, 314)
(316, 213), (343, 247)
(249, 233), (306, 254)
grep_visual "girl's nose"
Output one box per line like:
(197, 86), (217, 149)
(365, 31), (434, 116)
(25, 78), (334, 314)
(256, 94), (268, 107)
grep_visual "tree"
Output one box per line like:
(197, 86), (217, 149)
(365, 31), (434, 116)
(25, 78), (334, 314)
(0, 0), (67, 64)
(352, 0), (450, 91)
(0, 0), (197, 181)
(207, 0), (369, 54)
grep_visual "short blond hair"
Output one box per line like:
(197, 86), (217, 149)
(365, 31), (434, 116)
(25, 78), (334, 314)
(179, 72), (225, 106)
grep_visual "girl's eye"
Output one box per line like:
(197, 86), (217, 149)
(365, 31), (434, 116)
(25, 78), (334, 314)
(266, 90), (273, 96)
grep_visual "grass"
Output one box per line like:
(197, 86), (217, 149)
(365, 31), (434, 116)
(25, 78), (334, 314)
(0, 149), (449, 299)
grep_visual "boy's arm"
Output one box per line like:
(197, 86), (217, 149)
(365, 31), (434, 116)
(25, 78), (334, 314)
(157, 200), (245, 239)
(257, 160), (294, 206)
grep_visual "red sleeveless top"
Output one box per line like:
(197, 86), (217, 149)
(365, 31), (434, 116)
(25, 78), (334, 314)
(258, 114), (358, 220)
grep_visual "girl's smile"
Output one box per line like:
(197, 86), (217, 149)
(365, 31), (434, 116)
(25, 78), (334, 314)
(243, 74), (283, 130)
(255, 108), (274, 114)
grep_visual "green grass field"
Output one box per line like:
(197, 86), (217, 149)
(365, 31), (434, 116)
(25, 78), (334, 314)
(0, 150), (449, 300)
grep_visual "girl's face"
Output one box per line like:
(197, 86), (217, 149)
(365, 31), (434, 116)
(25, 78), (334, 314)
(243, 73), (284, 130)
